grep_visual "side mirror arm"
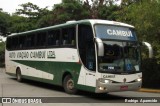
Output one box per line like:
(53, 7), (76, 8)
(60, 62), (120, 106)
(94, 38), (104, 56)
(142, 42), (153, 58)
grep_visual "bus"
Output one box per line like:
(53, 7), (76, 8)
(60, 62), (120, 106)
(5, 19), (142, 94)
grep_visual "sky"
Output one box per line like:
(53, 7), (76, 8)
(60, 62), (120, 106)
(0, 0), (62, 14)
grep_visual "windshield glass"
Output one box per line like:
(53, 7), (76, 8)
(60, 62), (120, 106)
(98, 41), (141, 73)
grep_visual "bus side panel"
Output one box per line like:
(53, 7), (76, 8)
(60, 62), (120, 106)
(5, 50), (17, 76)
(75, 66), (96, 93)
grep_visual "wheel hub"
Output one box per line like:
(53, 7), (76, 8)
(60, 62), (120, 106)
(67, 79), (74, 90)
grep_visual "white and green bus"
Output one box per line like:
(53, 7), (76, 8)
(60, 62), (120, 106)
(5, 19), (142, 94)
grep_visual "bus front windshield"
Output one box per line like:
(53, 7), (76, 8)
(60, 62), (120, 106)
(98, 41), (141, 73)
(95, 24), (140, 73)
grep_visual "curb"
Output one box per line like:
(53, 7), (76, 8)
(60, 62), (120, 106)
(139, 88), (160, 93)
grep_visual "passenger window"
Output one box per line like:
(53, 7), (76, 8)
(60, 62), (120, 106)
(36, 32), (46, 47)
(62, 27), (75, 46)
(12, 37), (19, 49)
(48, 30), (60, 46)
(6, 37), (12, 50)
(26, 34), (35, 48)
(19, 35), (26, 49)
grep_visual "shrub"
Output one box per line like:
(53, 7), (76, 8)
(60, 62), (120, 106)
(142, 58), (160, 88)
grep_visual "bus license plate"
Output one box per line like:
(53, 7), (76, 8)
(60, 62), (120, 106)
(120, 86), (128, 90)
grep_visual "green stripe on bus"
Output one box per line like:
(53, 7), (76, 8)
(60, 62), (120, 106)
(13, 60), (81, 85)
(13, 60), (81, 73)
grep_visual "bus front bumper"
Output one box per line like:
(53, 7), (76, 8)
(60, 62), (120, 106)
(95, 79), (142, 93)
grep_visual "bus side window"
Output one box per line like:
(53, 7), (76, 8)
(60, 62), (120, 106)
(6, 37), (12, 50)
(19, 35), (26, 49)
(47, 30), (60, 46)
(36, 32), (47, 47)
(12, 37), (19, 49)
(26, 34), (35, 48)
(62, 27), (75, 46)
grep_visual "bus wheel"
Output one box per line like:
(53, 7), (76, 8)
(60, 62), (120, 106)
(63, 75), (77, 94)
(16, 68), (22, 82)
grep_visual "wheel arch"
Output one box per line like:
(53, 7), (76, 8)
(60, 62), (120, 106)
(15, 65), (24, 77)
(62, 71), (72, 85)
(15, 65), (23, 82)
(16, 65), (22, 75)
(62, 70), (78, 94)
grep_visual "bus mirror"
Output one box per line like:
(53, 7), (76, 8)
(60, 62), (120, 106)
(94, 38), (104, 56)
(142, 42), (153, 58)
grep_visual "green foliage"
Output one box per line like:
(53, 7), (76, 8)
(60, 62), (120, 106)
(98, 4), (119, 20)
(9, 15), (37, 33)
(15, 2), (49, 19)
(51, 0), (89, 24)
(36, 14), (53, 28)
(0, 11), (10, 36)
(11, 2), (51, 31)
(142, 59), (160, 88)
(117, 0), (160, 59)
(0, 42), (5, 52)
(0, 42), (5, 67)
(82, 0), (120, 19)
(0, 0), (121, 33)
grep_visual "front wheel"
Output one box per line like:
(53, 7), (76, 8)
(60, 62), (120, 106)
(63, 75), (77, 94)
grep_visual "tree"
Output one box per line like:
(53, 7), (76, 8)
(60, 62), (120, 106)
(0, 42), (5, 67)
(82, 0), (120, 19)
(0, 11), (10, 36)
(16, 2), (49, 19)
(45, 0), (120, 26)
(13, 2), (51, 31)
(9, 15), (37, 33)
(36, 13), (53, 28)
(50, 0), (89, 24)
(16, 0), (121, 28)
(117, 0), (160, 61)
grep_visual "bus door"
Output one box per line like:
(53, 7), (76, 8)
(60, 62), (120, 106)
(85, 43), (96, 87)
(78, 24), (96, 87)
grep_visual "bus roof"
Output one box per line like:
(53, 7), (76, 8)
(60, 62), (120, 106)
(8, 19), (134, 37)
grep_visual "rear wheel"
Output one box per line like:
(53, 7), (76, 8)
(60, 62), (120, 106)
(63, 75), (77, 94)
(16, 68), (22, 82)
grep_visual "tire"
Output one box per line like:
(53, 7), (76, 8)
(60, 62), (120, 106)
(16, 68), (22, 82)
(63, 75), (77, 94)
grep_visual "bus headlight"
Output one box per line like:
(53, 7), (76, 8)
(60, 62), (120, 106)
(98, 86), (106, 91)
(99, 78), (111, 84)
(136, 78), (142, 82)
